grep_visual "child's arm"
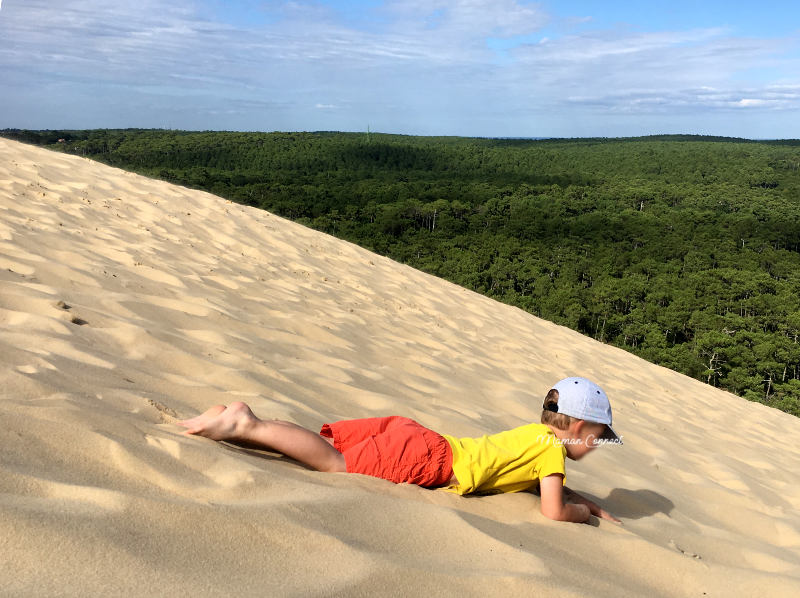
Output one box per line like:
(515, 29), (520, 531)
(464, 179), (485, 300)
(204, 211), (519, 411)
(539, 474), (591, 523)
(563, 486), (622, 524)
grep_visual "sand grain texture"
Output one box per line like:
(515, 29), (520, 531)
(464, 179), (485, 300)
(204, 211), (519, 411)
(1, 138), (799, 597)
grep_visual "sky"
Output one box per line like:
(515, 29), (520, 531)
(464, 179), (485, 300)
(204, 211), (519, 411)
(1, 0), (799, 138)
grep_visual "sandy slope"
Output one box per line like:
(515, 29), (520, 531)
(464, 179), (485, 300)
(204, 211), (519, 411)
(1, 137), (799, 597)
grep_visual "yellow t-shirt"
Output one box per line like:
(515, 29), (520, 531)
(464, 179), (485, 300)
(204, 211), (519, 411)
(441, 423), (566, 495)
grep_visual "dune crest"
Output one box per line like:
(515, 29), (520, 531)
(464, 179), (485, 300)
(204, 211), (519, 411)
(1, 138), (799, 596)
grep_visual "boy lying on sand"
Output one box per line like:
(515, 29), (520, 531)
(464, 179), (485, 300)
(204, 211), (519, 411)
(179, 376), (621, 523)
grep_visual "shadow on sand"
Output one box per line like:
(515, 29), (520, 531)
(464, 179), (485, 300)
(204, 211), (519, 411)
(579, 488), (675, 520)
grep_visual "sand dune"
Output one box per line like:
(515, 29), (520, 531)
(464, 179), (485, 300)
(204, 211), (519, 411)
(1, 137), (799, 597)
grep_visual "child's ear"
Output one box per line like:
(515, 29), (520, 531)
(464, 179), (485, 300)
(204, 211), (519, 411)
(569, 419), (585, 435)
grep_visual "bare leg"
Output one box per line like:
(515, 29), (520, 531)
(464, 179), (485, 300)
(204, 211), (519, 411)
(178, 402), (346, 473)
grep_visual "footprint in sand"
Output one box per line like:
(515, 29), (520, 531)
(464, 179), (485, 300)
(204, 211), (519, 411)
(669, 539), (702, 560)
(147, 399), (179, 424)
(55, 299), (88, 325)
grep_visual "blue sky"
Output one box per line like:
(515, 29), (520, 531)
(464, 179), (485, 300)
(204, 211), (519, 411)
(1, 0), (799, 137)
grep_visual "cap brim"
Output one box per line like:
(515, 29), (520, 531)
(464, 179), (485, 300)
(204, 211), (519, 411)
(600, 425), (622, 445)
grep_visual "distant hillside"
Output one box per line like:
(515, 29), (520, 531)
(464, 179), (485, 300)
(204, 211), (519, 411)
(4, 128), (800, 416)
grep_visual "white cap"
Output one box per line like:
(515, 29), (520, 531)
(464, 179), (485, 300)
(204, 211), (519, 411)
(548, 377), (621, 444)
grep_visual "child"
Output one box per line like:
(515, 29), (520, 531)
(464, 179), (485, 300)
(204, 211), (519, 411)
(178, 376), (621, 524)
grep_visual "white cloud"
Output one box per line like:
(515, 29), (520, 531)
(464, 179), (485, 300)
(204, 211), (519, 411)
(499, 26), (800, 116)
(0, 0), (798, 135)
(381, 0), (548, 38)
(738, 99), (769, 107)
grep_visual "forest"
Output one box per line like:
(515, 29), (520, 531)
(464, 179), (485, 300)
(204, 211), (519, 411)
(4, 127), (800, 417)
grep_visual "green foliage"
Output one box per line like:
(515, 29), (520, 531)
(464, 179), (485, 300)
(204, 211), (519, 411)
(4, 127), (800, 417)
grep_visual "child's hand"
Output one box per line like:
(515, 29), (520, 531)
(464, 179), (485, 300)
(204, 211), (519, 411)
(540, 475), (592, 523)
(564, 486), (623, 524)
(589, 503), (622, 524)
(574, 503), (591, 523)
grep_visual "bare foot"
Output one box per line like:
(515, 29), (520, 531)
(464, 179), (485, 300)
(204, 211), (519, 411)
(177, 404), (226, 431)
(179, 402), (257, 441)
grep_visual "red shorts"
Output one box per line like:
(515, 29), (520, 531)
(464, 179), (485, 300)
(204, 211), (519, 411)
(320, 416), (453, 488)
